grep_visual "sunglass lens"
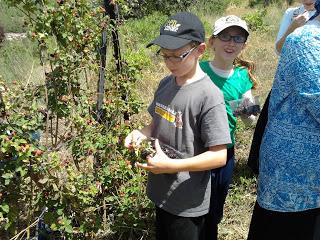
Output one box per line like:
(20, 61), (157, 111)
(219, 34), (231, 42)
(234, 36), (246, 43)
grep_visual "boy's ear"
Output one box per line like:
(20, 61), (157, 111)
(197, 42), (206, 55)
(208, 36), (215, 46)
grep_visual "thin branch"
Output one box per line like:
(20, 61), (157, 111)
(9, 219), (39, 240)
(9, 207), (47, 240)
(25, 60), (35, 88)
(55, 115), (59, 146)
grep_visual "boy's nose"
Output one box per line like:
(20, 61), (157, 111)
(227, 39), (237, 46)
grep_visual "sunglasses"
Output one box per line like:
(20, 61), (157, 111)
(157, 46), (197, 63)
(216, 33), (247, 43)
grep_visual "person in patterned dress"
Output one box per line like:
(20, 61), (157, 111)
(247, 2), (320, 239)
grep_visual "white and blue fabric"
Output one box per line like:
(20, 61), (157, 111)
(257, 19), (320, 212)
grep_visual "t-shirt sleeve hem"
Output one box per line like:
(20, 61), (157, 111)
(205, 138), (232, 148)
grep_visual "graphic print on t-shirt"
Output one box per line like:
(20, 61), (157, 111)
(155, 102), (183, 129)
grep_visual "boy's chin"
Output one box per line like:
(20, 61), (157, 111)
(170, 70), (179, 76)
(222, 55), (237, 61)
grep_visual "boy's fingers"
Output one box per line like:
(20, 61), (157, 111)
(136, 162), (161, 174)
(124, 135), (131, 147)
(154, 139), (161, 152)
(124, 130), (142, 148)
(124, 136), (136, 148)
(135, 162), (149, 169)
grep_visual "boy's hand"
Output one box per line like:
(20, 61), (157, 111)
(136, 139), (177, 174)
(290, 12), (309, 30)
(124, 129), (147, 149)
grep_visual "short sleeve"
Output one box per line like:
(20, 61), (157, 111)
(276, 8), (294, 42)
(199, 93), (231, 147)
(147, 76), (171, 118)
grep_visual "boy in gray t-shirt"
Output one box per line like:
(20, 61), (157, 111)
(124, 12), (231, 240)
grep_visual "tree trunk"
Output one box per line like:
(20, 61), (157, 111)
(96, 2), (109, 123)
(106, 0), (122, 73)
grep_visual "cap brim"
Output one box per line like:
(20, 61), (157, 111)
(214, 23), (249, 36)
(146, 35), (192, 49)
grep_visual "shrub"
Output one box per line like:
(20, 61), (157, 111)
(0, 57), (153, 240)
(248, 0), (293, 7)
(197, 0), (232, 15)
(0, 0), (153, 239)
(121, 0), (196, 18)
(243, 10), (267, 31)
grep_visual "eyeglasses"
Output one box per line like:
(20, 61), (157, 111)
(157, 46), (197, 63)
(216, 33), (247, 43)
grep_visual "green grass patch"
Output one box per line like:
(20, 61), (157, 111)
(0, 38), (41, 84)
(121, 11), (167, 49)
(0, 1), (26, 32)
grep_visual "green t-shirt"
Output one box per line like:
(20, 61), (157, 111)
(200, 61), (253, 147)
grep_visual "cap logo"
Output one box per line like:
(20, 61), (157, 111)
(164, 20), (181, 32)
(225, 16), (240, 23)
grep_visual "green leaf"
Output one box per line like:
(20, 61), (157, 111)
(65, 224), (73, 233)
(15, 166), (27, 177)
(50, 223), (58, 231)
(38, 177), (49, 184)
(0, 203), (9, 213)
(52, 183), (59, 191)
(2, 172), (14, 179)
(57, 208), (64, 216)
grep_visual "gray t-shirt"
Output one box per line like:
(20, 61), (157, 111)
(147, 74), (231, 217)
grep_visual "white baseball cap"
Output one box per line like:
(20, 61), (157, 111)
(213, 15), (249, 36)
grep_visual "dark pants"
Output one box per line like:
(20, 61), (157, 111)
(205, 148), (235, 240)
(247, 92), (270, 174)
(155, 207), (206, 240)
(248, 202), (320, 240)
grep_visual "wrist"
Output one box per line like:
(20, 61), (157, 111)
(287, 24), (297, 34)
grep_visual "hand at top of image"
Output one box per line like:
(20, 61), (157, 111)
(291, 11), (310, 29)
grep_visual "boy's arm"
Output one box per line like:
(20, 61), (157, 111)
(275, 9), (292, 54)
(275, 12), (309, 54)
(136, 140), (227, 174)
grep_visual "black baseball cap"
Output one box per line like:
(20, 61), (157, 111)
(147, 12), (205, 50)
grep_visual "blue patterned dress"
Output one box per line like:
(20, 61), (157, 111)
(257, 19), (320, 212)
